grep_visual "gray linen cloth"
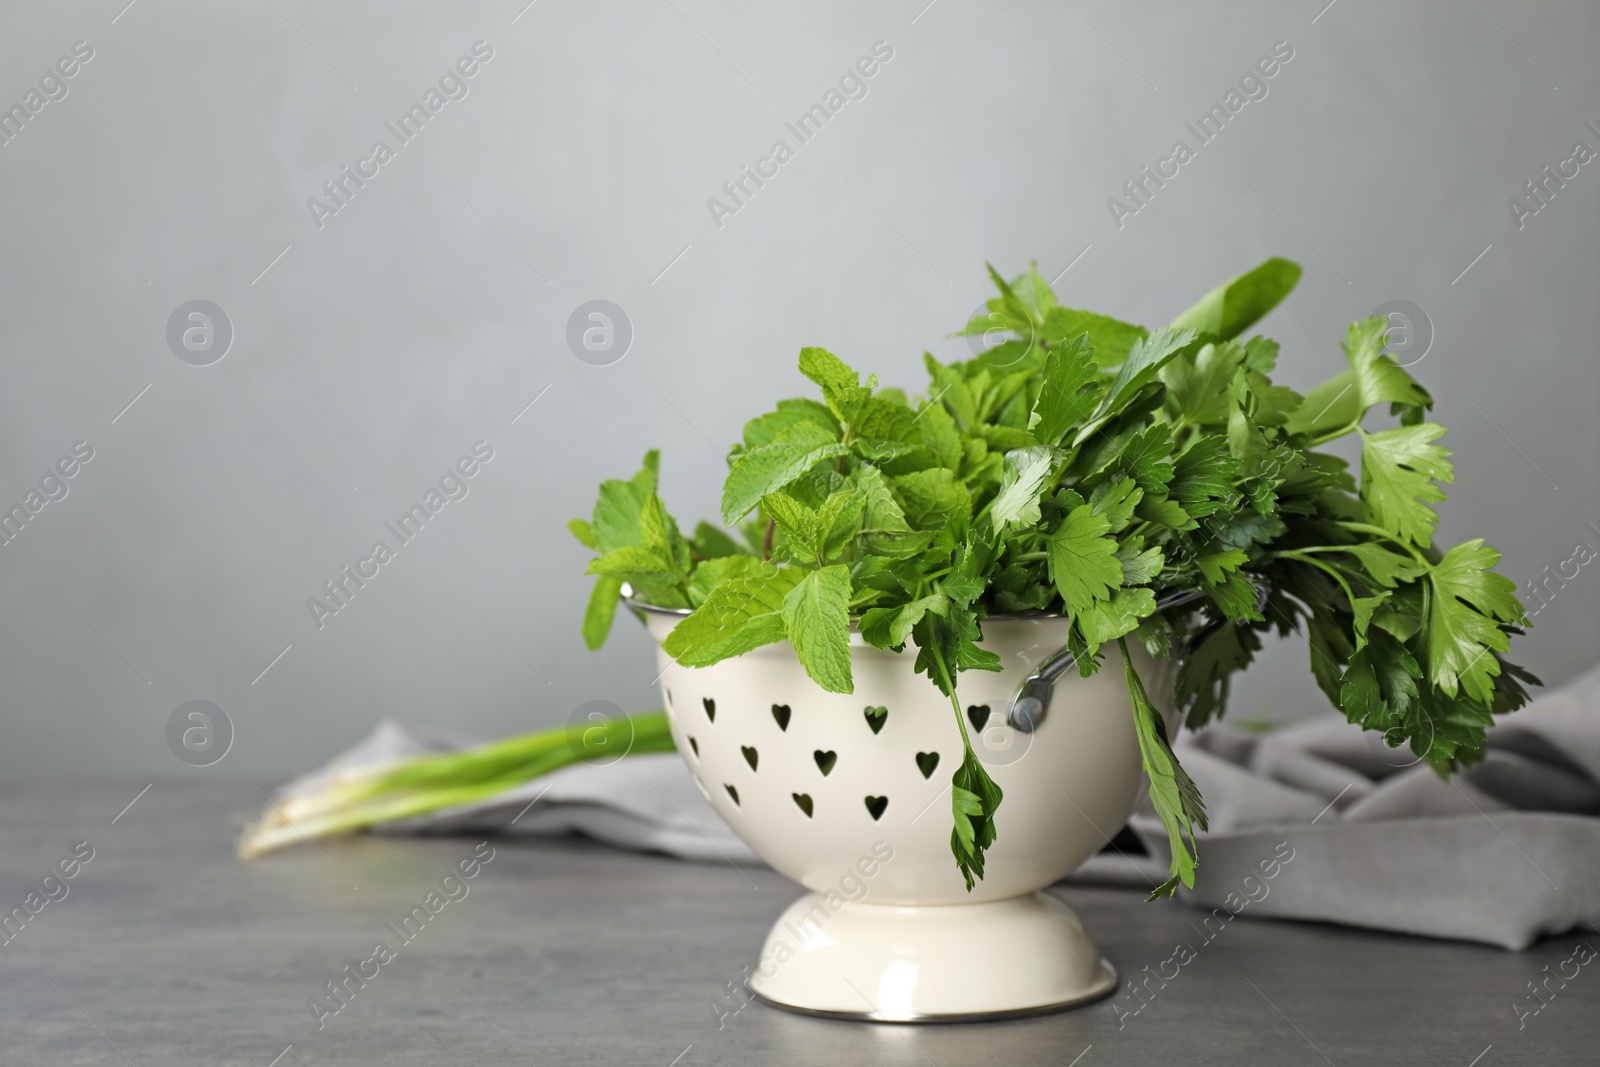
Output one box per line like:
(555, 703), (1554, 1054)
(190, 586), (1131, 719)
(273, 664), (1599, 950)
(1111, 662), (1600, 950)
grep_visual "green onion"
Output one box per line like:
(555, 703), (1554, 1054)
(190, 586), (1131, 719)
(239, 711), (675, 858)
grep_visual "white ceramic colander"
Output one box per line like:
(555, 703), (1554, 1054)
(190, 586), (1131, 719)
(636, 605), (1177, 1022)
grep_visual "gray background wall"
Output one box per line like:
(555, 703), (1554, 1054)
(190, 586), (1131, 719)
(0, 0), (1594, 783)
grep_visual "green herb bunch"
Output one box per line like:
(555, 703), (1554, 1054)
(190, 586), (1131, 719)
(572, 258), (1537, 899)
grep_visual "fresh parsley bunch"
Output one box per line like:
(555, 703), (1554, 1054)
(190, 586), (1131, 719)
(572, 258), (1537, 899)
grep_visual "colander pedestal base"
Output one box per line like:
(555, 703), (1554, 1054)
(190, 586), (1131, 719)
(744, 889), (1117, 1023)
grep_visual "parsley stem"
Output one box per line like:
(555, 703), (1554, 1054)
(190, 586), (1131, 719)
(1309, 419), (1362, 447)
(1333, 521), (1429, 564)
(1275, 549), (1360, 610)
(928, 639), (974, 750)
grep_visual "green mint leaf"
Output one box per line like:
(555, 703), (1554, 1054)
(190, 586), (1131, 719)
(1359, 423), (1453, 548)
(721, 420), (848, 525)
(1168, 257), (1302, 341)
(741, 398), (839, 449)
(581, 574), (624, 650)
(1006, 263), (1058, 319)
(590, 450), (659, 553)
(852, 465), (928, 558)
(662, 563), (805, 667)
(1039, 307), (1148, 367)
(894, 468), (971, 529)
(817, 488), (866, 561)
(762, 491), (819, 560)
(690, 521), (743, 560)
(640, 493), (691, 574)
(688, 554), (764, 606)
(977, 425), (1039, 452)
(1427, 539), (1524, 703)
(852, 465), (910, 531)
(799, 346), (873, 424)
(916, 398), (964, 470)
(568, 517), (600, 551)
(780, 564), (855, 693)
(586, 496), (693, 608)
(854, 394), (917, 443)
(1119, 639), (1207, 900)
(923, 353), (979, 428)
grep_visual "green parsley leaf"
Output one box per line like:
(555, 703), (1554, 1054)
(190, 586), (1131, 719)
(990, 446), (1059, 531)
(1427, 539), (1525, 703)
(1047, 504), (1123, 612)
(1120, 639), (1207, 899)
(1359, 423), (1453, 548)
(950, 747), (1004, 890)
(1029, 334), (1103, 445)
(1344, 316), (1433, 418)
(1078, 326), (1197, 443)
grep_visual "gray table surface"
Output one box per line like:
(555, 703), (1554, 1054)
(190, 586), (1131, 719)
(1, 782), (1594, 1066)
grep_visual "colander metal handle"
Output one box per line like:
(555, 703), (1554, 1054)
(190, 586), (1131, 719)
(1004, 583), (1268, 733)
